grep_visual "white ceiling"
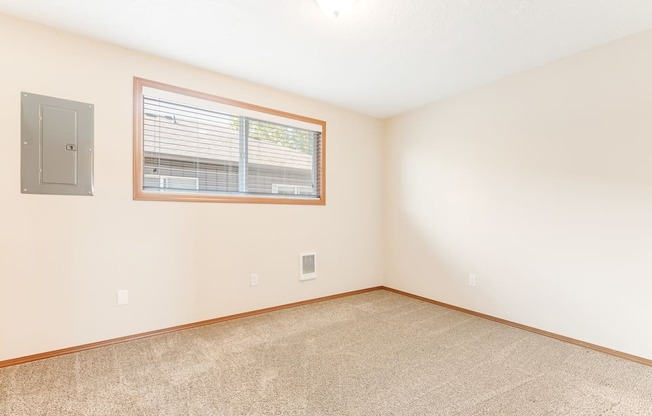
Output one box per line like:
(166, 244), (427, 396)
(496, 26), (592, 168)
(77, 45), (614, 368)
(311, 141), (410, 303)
(2, 0), (652, 118)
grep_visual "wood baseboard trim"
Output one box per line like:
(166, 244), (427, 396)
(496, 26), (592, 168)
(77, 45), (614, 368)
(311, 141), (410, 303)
(6, 285), (646, 369)
(381, 286), (651, 367)
(0, 286), (384, 368)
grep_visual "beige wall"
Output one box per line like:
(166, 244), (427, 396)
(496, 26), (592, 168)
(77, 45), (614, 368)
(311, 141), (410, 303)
(384, 29), (652, 360)
(0, 13), (384, 361)
(2, 11), (651, 363)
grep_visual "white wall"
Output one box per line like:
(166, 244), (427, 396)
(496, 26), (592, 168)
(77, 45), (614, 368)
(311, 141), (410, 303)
(384, 29), (652, 360)
(0, 13), (384, 361)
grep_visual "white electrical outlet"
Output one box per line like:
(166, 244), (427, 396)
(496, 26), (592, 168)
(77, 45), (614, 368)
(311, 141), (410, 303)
(468, 274), (477, 287)
(116, 290), (129, 306)
(250, 273), (259, 286)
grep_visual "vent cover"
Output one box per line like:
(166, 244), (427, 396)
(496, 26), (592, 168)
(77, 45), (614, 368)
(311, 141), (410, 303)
(300, 252), (317, 281)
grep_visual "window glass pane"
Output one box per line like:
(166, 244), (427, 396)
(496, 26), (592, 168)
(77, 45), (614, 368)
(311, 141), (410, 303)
(246, 119), (318, 197)
(143, 97), (240, 193)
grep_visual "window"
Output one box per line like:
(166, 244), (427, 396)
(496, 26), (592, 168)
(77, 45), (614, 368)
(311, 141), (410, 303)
(144, 175), (199, 192)
(133, 78), (326, 204)
(271, 184), (314, 195)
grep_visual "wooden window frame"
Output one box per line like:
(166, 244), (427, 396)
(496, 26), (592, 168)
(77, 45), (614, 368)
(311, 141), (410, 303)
(133, 77), (326, 205)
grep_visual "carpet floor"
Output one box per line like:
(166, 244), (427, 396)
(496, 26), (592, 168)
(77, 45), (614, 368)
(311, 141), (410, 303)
(1, 290), (651, 415)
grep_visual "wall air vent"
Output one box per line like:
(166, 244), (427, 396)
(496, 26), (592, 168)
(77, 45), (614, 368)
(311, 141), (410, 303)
(300, 252), (317, 281)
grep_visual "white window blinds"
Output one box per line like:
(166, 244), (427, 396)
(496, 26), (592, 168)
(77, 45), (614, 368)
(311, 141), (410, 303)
(134, 79), (325, 204)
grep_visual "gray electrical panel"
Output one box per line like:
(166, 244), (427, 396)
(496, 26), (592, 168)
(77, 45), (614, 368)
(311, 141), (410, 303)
(21, 92), (94, 196)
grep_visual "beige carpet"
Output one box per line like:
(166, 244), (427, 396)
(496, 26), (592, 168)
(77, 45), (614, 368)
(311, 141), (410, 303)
(1, 290), (651, 415)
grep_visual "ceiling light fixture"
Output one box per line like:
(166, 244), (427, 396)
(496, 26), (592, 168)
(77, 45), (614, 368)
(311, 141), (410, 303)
(315, 0), (357, 17)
